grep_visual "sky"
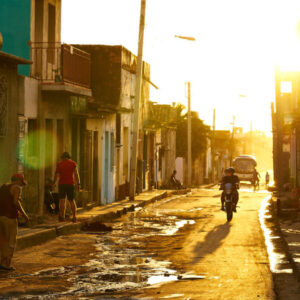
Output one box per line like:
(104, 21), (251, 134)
(61, 0), (300, 135)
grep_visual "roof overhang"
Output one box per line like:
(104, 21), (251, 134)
(0, 51), (32, 65)
(41, 82), (92, 97)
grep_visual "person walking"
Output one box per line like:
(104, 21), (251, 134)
(0, 173), (29, 271)
(265, 171), (270, 187)
(52, 152), (80, 223)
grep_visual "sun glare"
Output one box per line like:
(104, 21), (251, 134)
(61, 0), (300, 135)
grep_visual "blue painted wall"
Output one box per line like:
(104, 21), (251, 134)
(0, 0), (31, 75)
(101, 128), (115, 204)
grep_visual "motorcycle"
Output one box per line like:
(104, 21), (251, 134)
(223, 182), (236, 222)
(44, 179), (59, 214)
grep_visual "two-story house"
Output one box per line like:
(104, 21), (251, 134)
(0, 0), (94, 214)
(75, 44), (152, 202)
(0, 0), (155, 214)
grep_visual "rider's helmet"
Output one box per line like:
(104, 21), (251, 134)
(226, 167), (235, 174)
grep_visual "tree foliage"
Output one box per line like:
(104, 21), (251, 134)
(176, 105), (210, 159)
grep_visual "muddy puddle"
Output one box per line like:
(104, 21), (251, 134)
(6, 204), (202, 299)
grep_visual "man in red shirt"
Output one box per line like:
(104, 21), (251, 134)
(53, 152), (80, 222)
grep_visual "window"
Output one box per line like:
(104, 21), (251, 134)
(281, 81), (292, 94)
(35, 0), (44, 42)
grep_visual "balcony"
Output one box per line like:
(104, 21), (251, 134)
(30, 42), (91, 96)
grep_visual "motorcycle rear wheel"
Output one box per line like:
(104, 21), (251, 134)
(226, 202), (233, 222)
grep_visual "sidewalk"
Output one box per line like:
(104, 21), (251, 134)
(16, 188), (190, 251)
(271, 194), (300, 281)
(275, 209), (300, 279)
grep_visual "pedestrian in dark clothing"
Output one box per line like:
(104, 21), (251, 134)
(253, 168), (260, 186)
(170, 170), (182, 189)
(52, 152), (80, 223)
(0, 173), (29, 271)
(265, 172), (270, 186)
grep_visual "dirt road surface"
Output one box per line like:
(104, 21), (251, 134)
(0, 187), (299, 299)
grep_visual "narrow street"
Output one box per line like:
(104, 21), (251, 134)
(0, 187), (298, 299)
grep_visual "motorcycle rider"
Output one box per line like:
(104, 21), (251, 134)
(220, 167), (239, 212)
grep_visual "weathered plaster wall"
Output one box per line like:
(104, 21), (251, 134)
(0, 63), (19, 183)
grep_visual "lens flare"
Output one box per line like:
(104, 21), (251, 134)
(17, 130), (59, 170)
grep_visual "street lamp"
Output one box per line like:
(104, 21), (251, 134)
(174, 35), (196, 41)
(175, 35), (195, 187)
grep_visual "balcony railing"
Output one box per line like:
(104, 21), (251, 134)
(30, 42), (91, 89)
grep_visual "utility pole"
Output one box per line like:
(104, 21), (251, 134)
(129, 0), (146, 200)
(230, 115), (235, 165)
(187, 82), (192, 186)
(174, 36), (195, 187)
(212, 108), (216, 182)
(250, 120), (253, 155)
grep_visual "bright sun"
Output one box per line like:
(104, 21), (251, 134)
(61, 0), (300, 134)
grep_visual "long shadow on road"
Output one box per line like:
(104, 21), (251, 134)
(192, 222), (231, 264)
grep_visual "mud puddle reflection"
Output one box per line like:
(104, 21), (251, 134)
(259, 196), (293, 274)
(12, 207), (200, 299)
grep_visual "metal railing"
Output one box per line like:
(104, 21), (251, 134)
(30, 42), (91, 89)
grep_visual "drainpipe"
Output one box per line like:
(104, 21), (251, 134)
(116, 145), (121, 201)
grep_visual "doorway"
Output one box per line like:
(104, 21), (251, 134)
(93, 131), (99, 202)
(103, 131), (109, 204)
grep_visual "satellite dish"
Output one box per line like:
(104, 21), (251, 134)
(0, 32), (3, 50)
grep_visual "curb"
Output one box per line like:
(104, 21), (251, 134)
(56, 222), (82, 236)
(16, 189), (190, 251)
(16, 228), (57, 251)
(203, 183), (217, 189)
(269, 196), (300, 283)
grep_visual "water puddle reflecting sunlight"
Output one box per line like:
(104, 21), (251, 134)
(163, 220), (195, 236)
(14, 208), (201, 299)
(147, 274), (178, 285)
(161, 294), (185, 299)
(259, 196), (294, 274)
